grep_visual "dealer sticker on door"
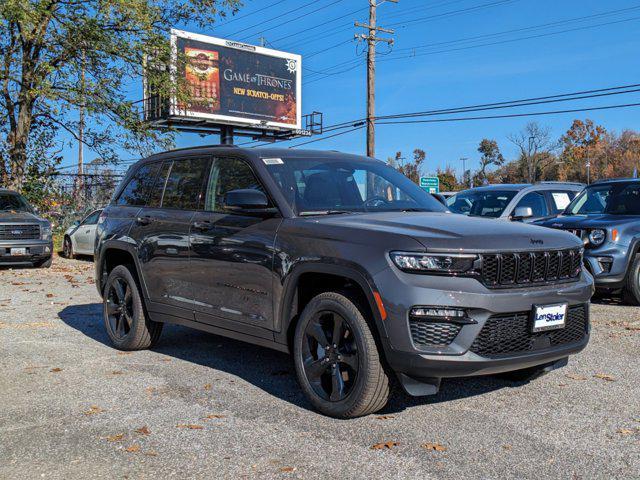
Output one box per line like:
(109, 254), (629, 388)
(532, 303), (567, 332)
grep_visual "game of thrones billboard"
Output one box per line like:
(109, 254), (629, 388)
(167, 29), (302, 130)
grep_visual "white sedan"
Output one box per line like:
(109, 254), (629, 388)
(63, 209), (102, 258)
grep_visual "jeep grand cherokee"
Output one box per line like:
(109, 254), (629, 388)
(95, 146), (594, 418)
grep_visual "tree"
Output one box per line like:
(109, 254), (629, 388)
(436, 166), (458, 191)
(0, 0), (240, 189)
(508, 122), (558, 183)
(476, 138), (504, 181)
(387, 149), (426, 184)
(559, 119), (607, 183)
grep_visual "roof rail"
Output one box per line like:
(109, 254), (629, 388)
(592, 177), (638, 184)
(535, 181), (585, 186)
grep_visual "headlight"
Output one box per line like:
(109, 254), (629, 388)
(588, 229), (606, 247)
(41, 223), (52, 240)
(390, 252), (478, 274)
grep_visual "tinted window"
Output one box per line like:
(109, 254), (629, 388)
(148, 161), (172, 207)
(116, 163), (161, 206)
(204, 157), (267, 212)
(568, 182), (640, 215)
(515, 192), (548, 218)
(82, 210), (102, 225)
(161, 158), (209, 210)
(447, 190), (517, 217)
(262, 156), (445, 214)
(0, 192), (32, 212)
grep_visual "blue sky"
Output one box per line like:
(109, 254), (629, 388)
(63, 0), (640, 176)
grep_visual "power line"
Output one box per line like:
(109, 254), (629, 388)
(289, 125), (366, 148)
(387, 0), (521, 28)
(225, 0), (323, 38)
(269, 6), (368, 44)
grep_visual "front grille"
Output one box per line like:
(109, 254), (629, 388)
(409, 320), (462, 348)
(470, 305), (588, 358)
(480, 248), (582, 288)
(0, 224), (40, 240)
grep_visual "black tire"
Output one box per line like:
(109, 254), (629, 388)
(34, 257), (52, 268)
(103, 264), (163, 350)
(63, 236), (74, 259)
(293, 292), (389, 418)
(623, 254), (640, 306)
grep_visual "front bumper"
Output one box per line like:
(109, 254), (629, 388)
(373, 266), (593, 382)
(583, 243), (633, 289)
(0, 240), (53, 264)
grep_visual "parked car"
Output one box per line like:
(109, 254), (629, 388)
(0, 189), (53, 268)
(536, 178), (640, 304)
(63, 209), (103, 258)
(447, 182), (584, 223)
(95, 146), (593, 418)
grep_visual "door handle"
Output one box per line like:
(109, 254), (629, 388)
(192, 220), (213, 232)
(136, 216), (152, 226)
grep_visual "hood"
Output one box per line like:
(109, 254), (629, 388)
(0, 210), (45, 224)
(311, 212), (583, 252)
(538, 214), (640, 229)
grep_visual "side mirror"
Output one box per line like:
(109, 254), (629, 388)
(512, 206), (534, 220)
(223, 189), (277, 215)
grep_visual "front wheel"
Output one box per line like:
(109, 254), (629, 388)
(623, 255), (640, 305)
(63, 236), (74, 259)
(293, 292), (389, 418)
(103, 265), (163, 350)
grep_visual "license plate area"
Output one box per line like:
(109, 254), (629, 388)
(531, 303), (567, 332)
(10, 247), (27, 256)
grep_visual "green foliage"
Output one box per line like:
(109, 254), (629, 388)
(0, 0), (241, 189)
(387, 149), (426, 184)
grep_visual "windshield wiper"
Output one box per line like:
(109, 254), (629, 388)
(299, 210), (353, 216)
(400, 208), (430, 212)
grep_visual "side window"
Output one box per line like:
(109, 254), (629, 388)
(203, 157), (267, 212)
(115, 163), (161, 206)
(148, 161), (172, 208)
(514, 192), (548, 218)
(547, 191), (575, 214)
(161, 157), (209, 210)
(82, 210), (101, 225)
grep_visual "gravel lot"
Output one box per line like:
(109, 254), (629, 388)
(1, 255), (639, 479)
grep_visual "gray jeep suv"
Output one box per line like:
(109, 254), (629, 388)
(537, 178), (640, 304)
(0, 189), (53, 268)
(95, 146), (593, 418)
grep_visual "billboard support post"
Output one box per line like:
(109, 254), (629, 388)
(220, 125), (234, 145)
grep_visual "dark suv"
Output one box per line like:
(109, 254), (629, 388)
(0, 189), (53, 268)
(95, 146), (593, 418)
(537, 178), (640, 304)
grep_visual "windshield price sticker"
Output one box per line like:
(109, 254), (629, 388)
(262, 158), (284, 165)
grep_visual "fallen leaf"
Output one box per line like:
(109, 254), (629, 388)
(110, 371), (124, 375)
(176, 424), (204, 430)
(135, 426), (151, 435)
(617, 428), (634, 435)
(375, 415), (395, 420)
(117, 351), (131, 356)
(279, 467), (296, 473)
(84, 405), (104, 415)
(106, 433), (125, 442)
(593, 373), (616, 382)
(45, 293), (54, 298)
(422, 443), (447, 452)
(565, 373), (587, 381)
(125, 444), (141, 453)
(50, 367), (62, 373)
(502, 444), (512, 450)
(144, 450), (158, 457)
(203, 383), (212, 390)
(203, 414), (226, 420)
(371, 441), (399, 450)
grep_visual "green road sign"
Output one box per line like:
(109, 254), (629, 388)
(419, 176), (440, 194)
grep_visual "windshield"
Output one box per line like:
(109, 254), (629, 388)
(0, 192), (33, 212)
(263, 156), (447, 215)
(566, 182), (640, 216)
(446, 190), (517, 218)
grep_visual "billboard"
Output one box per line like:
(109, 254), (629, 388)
(167, 29), (302, 130)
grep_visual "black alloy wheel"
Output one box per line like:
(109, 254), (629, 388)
(63, 237), (73, 258)
(105, 277), (134, 340)
(301, 310), (359, 402)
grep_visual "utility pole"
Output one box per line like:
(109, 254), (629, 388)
(77, 48), (86, 202)
(459, 157), (468, 185)
(355, 0), (397, 158)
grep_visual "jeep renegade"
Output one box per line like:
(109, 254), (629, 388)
(95, 147), (594, 418)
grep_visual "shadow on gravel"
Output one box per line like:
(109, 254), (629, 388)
(59, 303), (520, 415)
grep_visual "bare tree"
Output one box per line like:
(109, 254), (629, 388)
(508, 122), (558, 183)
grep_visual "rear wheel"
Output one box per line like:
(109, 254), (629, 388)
(623, 255), (640, 305)
(293, 292), (389, 418)
(103, 265), (162, 350)
(63, 236), (74, 259)
(34, 257), (52, 268)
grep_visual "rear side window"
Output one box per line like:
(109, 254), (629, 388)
(161, 158), (209, 210)
(116, 163), (161, 206)
(148, 161), (172, 207)
(515, 192), (548, 217)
